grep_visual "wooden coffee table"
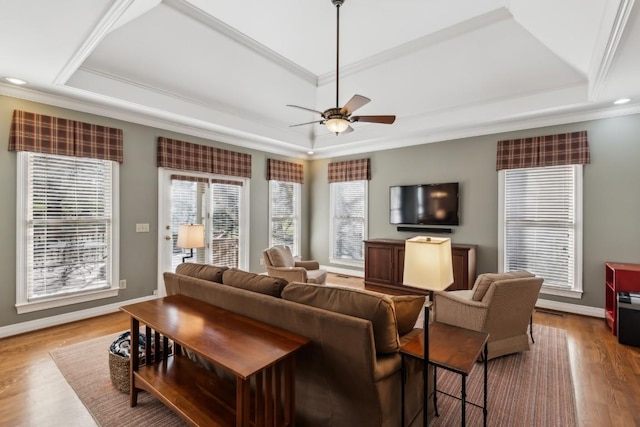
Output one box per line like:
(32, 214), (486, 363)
(401, 318), (489, 427)
(120, 294), (309, 427)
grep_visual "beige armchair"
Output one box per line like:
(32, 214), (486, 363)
(433, 271), (543, 360)
(262, 245), (327, 284)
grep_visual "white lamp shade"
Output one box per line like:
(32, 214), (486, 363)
(177, 224), (205, 249)
(326, 118), (349, 133)
(403, 236), (453, 292)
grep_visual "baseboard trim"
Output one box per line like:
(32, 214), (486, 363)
(321, 265), (364, 278)
(0, 294), (158, 339)
(536, 298), (604, 318)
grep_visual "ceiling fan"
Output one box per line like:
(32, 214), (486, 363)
(287, 0), (396, 135)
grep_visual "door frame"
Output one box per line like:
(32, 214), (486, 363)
(157, 168), (250, 296)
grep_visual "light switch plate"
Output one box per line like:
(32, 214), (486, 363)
(136, 223), (150, 233)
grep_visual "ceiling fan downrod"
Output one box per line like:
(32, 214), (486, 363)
(333, 0), (344, 109)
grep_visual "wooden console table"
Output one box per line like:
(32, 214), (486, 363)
(364, 239), (476, 295)
(120, 295), (310, 427)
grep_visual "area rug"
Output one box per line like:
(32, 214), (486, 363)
(431, 324), (577, 426)
(50, 325), (576, 427)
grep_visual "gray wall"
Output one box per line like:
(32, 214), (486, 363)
(310, 114), (640, 309)
(0, 96), (309, 328)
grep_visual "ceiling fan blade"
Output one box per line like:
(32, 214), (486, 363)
(289, 120), (324, 127)
(286, 104), (324, 115)
(341, 95), (371, 115)
(351, 115), (396, 124)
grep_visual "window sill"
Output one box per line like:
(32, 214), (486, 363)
(16, 287), (120, 314)
(540, 285), (582, 299)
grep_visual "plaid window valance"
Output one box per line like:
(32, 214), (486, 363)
(328, 158), (370, 183)
(170, 174), (209, 183)
(267, 159), (304, 184)
(496, 131), (590, 170)
(8, 110), (123, 163)
(158, 137), (251, 178)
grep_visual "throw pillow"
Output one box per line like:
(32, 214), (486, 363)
(222, 268), (288, 297)
(391, 295), (426, 335)
(471, 271), (535, 301)
(282, 282), (400, 353)
(176, 263), (228, 283)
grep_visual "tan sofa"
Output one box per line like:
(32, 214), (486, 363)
(263, 245), (327, 284)
(433, 271), (543, 360)
(164, 263), (431, 427)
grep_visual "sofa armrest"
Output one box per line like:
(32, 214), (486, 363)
(295, 260), (320, 270)
(266, 266), (308, 283)
(433, 291), (489, 332)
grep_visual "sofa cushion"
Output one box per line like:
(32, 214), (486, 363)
(472, 270), (535, 301)
(222, 268), (288, 297)
(391, 295), (426, 335)
(265, 245), (294, 268)
(282, 282), (400, 353)
(176, 263), (228, 283)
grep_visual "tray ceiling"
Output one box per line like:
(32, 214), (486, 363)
(1, 0), (639, 158)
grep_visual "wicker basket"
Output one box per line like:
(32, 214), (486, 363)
(108, 333), (173, 393)
(108, 351), (131, 393)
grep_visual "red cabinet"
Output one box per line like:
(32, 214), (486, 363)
(605, 262), (640, 335)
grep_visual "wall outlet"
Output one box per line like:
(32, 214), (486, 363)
(135, 223), (150, 233)
(153, 290), (158, 296)
(259, 258), (264, 265)
(119, 279), (126, 289)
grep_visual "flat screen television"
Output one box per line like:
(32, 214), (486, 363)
(389, 182), (459, 226)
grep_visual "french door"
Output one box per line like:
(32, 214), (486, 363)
(158, 169), (249, 294)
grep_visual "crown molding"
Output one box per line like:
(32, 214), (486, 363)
(3, 80), (639, 162)
(588, 0), (635, 101)
(317, 7), (513, 87)
(0, 83), (310, 159)
(55, 0), (137, 85)
(165, 0), (317, 85)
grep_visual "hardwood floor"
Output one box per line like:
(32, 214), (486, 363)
(0, 273), (638, 426)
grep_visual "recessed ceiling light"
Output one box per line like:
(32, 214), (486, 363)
(307, 151), (314, 155)
(4, 77), (28, 85)
(614, 98), (631, 105)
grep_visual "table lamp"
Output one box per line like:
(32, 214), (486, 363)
(403, 236), (454, 427)
(403, 236), (454, 301)
(177, 224), (205, 263)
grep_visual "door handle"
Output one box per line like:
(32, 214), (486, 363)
(165, 236), (171, 241)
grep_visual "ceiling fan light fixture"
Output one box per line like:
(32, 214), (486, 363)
(326, 118), (349, 133)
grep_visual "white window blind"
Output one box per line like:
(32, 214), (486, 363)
(211, 182), (241, 268)
(502, 165), (580, 290)
(26, 153), (113, 300)
(269, 181), (300, 256)
(330, 180), (367, 264)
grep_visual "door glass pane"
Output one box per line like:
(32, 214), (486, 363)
(211, 181), (241, 268)
(170, 179), (206, 271)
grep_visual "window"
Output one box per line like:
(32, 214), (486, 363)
(330, 180), (368, 266)
(16, 152), (119, 313)
(269, 180), (301, 256)
(499, 165), (582, 298)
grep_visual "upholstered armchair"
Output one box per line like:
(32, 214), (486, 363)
(433, 271), (543, 360)
(262, 245), (327, 284)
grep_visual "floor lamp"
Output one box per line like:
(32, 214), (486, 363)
(177, 224), (205, 263)
(403, 236), (453, 427)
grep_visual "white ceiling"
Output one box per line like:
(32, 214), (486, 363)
(1, 0), (639, 158)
